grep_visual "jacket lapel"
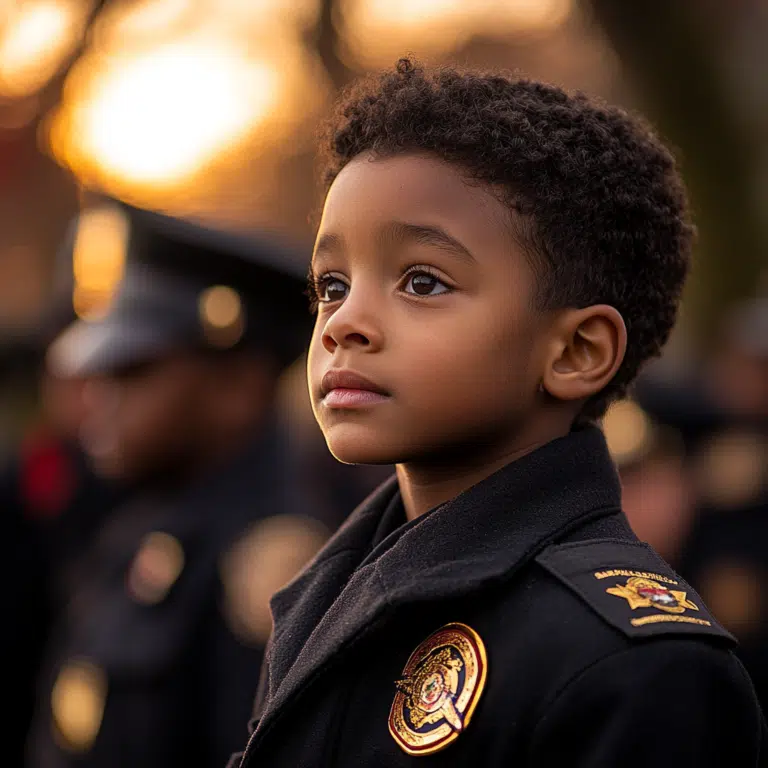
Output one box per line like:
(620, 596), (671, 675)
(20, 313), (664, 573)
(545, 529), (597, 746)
(266, 476), (400, 698)
(259, 427), (622, 738)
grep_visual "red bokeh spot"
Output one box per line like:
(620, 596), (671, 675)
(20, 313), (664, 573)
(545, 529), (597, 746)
(20, 430), (76, 519)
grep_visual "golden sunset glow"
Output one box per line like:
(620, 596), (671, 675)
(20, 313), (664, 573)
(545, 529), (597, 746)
(0, 0), (87, 97)
(71, 205), (129, 319)
(340, 0), (573, 65)
(48, 38), (280, 187)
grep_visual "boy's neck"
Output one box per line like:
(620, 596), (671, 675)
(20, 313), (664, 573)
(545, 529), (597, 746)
(396, 423), (571, 521)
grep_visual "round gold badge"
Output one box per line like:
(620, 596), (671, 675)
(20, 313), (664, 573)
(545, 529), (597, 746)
(389, 622), (487, 756)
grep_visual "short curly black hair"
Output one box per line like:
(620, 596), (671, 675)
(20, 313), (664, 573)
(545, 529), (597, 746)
(318, 59), (695, 420)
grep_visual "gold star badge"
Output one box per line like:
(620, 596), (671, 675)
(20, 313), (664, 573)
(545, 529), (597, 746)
(607, 576), (699, 614)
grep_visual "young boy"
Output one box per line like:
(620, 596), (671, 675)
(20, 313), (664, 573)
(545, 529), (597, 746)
(231, 61), (766, 767)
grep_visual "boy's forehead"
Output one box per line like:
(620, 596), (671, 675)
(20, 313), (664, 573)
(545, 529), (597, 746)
(317, 152), (511, 242)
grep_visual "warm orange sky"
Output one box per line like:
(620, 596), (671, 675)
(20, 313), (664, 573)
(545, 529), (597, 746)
(1, 0), (595, 208)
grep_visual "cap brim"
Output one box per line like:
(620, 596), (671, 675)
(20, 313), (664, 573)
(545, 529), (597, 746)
(47, 318), (181, 378)
(125, 204), (310, 284)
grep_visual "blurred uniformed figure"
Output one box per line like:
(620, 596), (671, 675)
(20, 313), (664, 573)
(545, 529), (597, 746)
(680, 427), (768, 710)
(676, 297), (768, 712)
(704, 296), (768, 423)
(26, 202), (327, 767)
(633, 297), (768, 712)
(602, 399), (694, 568)
(3, 359), (128, 765)
(2, 228), (129, 764)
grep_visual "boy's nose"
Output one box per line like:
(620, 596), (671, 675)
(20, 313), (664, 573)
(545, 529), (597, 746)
(321, 297), (382, 354)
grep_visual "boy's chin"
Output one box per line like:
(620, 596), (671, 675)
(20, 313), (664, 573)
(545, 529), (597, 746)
(323, 426), (401, 466)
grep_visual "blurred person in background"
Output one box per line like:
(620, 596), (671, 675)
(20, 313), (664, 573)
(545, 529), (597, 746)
(26, 203), (328, 768)
(603, 400), (695, 568)
(704, 296), (768, 422)
(634, 295), (768, 711)
(17, 225), (134, 607)
(676, 296), (768, 712)
(3, 228), (129, 765)
(5, 358), (129, 765)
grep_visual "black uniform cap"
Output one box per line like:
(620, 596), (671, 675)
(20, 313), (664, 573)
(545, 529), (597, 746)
(48, 203), (312, 377)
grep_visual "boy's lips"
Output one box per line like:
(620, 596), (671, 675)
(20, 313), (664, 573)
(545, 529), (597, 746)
(320, 369), (390, 408)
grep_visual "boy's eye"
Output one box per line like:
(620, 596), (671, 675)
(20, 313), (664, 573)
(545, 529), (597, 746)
(317, 276), (349, 303)
(403, 271), (449, 297)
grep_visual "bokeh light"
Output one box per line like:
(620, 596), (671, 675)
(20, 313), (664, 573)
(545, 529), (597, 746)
(199, 284), (245, 348)
(96, 0), (191, 44)
(213, 0), (321, 30)
(49, 38), (280, 187)
(72, 205), (129, 319)
(220, 515), (328, 644)
(0, 0), (88, 98)
(51, 659), (107, 753)
(127, 531), (185, 605)
(339, 0), (574, 66)
(94, 0), (320, 46)
(602, 399), (654, 467)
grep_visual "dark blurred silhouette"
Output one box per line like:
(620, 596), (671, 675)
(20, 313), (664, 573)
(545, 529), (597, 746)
(25, 202), (331, 768)
(2, 236), (129, 765)
(634, 297), (768, 712)
(678, 298), (768, 711)
(605, 401), (694, 568)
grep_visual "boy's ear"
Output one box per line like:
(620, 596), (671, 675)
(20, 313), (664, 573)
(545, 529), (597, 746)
(541, 305), (627, 403)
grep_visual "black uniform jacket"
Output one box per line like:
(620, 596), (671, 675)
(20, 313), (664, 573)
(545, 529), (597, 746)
(231, 427), (766, 767)
(3, 437), (126, 765)
(28, 429), (310, 768)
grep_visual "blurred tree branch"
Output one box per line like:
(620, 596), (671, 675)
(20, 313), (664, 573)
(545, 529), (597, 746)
(312, 0), (354, 90)
(586, 0), (765, 344)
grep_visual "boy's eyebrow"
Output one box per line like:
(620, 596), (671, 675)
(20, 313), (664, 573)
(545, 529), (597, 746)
(313, 232), (343, 261)
(312, 222), (477, 265)
(379, 221), (477, 265)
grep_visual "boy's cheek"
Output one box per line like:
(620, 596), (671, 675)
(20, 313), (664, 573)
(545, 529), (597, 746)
(306, 351), (328, 403)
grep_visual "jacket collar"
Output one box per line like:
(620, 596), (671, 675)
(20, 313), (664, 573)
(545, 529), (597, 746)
(261, 426), (621, 737)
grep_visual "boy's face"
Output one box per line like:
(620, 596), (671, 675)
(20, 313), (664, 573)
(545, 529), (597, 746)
(308, 152), (551, 465)
(80, 353), (213, 482)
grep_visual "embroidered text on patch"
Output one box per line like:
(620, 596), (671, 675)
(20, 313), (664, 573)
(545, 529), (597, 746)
(594, 569), (678, 585)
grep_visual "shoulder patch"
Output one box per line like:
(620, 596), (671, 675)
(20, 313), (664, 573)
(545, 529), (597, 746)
(536, 539), (736, 644)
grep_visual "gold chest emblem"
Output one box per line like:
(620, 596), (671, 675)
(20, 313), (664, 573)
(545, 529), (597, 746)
(388, 622), (487, 756)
